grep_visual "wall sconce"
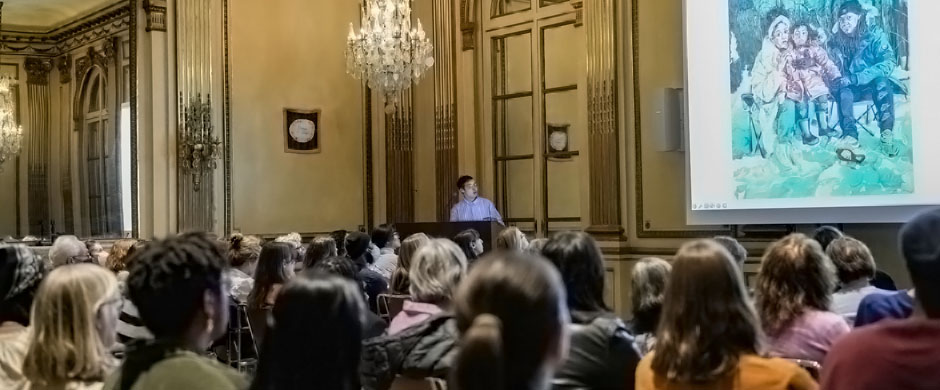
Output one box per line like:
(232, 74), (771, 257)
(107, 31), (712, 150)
(178, 93), (220, 191)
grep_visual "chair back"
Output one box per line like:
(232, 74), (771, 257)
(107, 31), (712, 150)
(390, 376), (447, 390)
(377, 294), (410, 321)
(785, 358), (821, 379)
(246, 305), (270, 352)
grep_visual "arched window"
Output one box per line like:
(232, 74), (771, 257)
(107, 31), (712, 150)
(79, 67), (118, 236)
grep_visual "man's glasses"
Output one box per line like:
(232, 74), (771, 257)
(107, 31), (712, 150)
(67, 255), (96, 265)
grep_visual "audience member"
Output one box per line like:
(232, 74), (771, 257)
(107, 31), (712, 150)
(49, 235), (89, 267)
(635, 240), (816, 390)
(713, 235), (748, 271)
(104, 232), (246, 390)
(526, 238), (548, 255)
(115, 242), (153, 344)
(628, 257), (672, 355)
(389, 233), (431, 295)
(332, 230), (349, 257)
(388, 239), (467, 335)
(0, 245), (45, 389)
(86, 240), (109, 266)
(495, 226), (528, 252)
(450, 252), (568, 390)
(225, 233), (262, 303)
(813, 225), (896, 290)
(250, 273), (366, 390)
(755, 233), (848, 363)
(370, 224), (401, 279)
(854, 288), (915, 326)
(106, 239), (138, 279)
(453, 229), (483, 264)
(303, 235), (337, 270)
(827, 237), (892, 325)
(310, 256), (387, 339)
(541, 231), (641, 389)
(275, 232), (305, 272)
(23, 264), (121, 389)
(346, 232), (389, 312)
(821, 208), (940, 390)
(248, 242), (296, 310)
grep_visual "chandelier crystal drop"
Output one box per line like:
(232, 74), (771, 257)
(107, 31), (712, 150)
(345, 0), (434, 107)
(0, 2), (23, 172)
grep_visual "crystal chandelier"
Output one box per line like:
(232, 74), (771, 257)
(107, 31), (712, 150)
(0, 2), (22, 172)
(345, 0), (434, 108)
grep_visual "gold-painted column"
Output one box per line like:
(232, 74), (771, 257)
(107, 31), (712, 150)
(24, 58), (52, 235)
(433, 0), (458, 222)
(584, 0), (622, 236)
(386, 90), (416, 223)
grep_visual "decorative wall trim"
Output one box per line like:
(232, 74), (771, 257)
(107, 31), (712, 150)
(385, 90), (416, 223)
(433, 0), (459, 221)
(24, 57), (53, 85)
(459, 0), (476, 50)
(56, 55), (71, 84)
(129, 0), (139, 238)
(142, 0), (168, 32)
(223, 0), (232, 234)
(0, 2), (130, 57)
(26, 67), (52, 234)
(629, 0), (729, 239)
(584, 0), (622, 236)
(571, 0), (583, 27)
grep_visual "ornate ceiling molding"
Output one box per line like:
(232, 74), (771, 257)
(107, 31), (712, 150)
(24, 57), (54, 85)
(142, 0), (167, 32)
(0, 2), (130, 57)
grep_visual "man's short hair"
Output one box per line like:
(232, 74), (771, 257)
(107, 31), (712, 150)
(813, 225), (844, 251)
(456, 175), (474, 189)
(713, 236), (747, 268)
(371, 224), (396, 249)
(826, 236), (876, 284)
(126, 232), (228, 338)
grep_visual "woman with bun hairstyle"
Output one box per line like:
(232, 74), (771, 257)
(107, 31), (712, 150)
(226, 233), (262, 303)
(451, 251), (569, 390)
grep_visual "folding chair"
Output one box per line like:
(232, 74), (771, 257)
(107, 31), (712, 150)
(377, 294), (410, 322)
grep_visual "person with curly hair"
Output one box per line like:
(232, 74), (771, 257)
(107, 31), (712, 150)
(225, 233), (262, 303)
(755, 233), (848, 363)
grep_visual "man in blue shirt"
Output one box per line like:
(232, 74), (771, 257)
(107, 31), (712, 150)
(449, 175), (503, 225)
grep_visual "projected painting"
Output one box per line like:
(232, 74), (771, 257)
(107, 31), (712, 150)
(728, 0), (912, 200)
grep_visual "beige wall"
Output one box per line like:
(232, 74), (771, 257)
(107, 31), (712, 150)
(229, 0), (364, 235)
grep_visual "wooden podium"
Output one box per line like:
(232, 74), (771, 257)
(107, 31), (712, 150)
(396, 221), (505, 252)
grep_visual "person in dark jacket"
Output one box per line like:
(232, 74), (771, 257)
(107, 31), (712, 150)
(309, 256), (387, 339)
(346, 232), (389, 312)
(359, 313), (459, 390)
(541, 231), (641, 390)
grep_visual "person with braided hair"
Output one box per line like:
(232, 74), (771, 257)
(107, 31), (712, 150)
(103, 232), (246, 390)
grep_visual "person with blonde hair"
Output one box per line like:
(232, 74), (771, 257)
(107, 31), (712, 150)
(629, 257), (672, 355)
(387, 239), (467, 335)
(225, 233), (262, 303)
(755, 233), (848, 363)
(495, 227), (528, 252)
(389, 233), (431, 295)
(23, 263), (121, 389)
(451, 252), (568, 390)
(635, 240), (816, 390)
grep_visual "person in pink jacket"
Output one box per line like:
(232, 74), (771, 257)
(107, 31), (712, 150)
(785, 22), (842, 146)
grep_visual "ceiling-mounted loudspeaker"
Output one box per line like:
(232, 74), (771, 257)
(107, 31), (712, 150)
(654, 87), (686, 152)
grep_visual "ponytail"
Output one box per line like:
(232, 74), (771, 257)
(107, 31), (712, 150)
(453, 314), (504, 390)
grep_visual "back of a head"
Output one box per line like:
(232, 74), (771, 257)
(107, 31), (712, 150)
(310, 256), (360, 282)
(899, 208), (940, 318)
(526, 238), (549, 255)
(250, 242), (295, 308)
(391, 233), (431, 293)
(0, 244), (45, 325)
(345, 232), (372, 264)
(227, 233), (262, 268)
(106, 239), (139, 273)
(371, 224), (395, 249)
(712, 236), (747, 270)
(452, 252), (568, 390)
(126, 232), (228, 339)
(630, 257), (671, 332)
(755, 233), (835, 336)
(541, 231), (607, 313)
(453, 230), (480, 261)
(331, 230), (349, 257)
(24, 263), (119, 384)
(495, 227), (527, 252)
(409, 239), (467, 304)
(49, 235), (87, 267)
(813, 226), (844, 251)
(251, 273), (365, 390)
(304, 236), (337, 269)
(651, 240), (760, 383)
(826, 236), (876, 285)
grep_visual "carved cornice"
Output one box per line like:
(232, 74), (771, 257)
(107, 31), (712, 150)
(571, 0), (584, 27)
(142, 0), (168, 32)
(56, 55), (72, 84)
(460, 0), (475, 50)
(24, 57), (54, 85)
(0, 3), (130, 57)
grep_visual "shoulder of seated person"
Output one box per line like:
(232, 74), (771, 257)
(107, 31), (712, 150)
(145, 353), (246, 387)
